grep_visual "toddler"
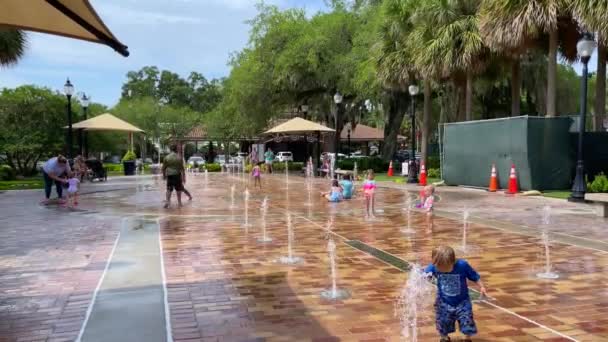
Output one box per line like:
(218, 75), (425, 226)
(66, 176), (80, 207)
(419, 185), (435, 213)
(362, 170), (377, 218)
(322, 179), (343, 202)
(425, 246), (487, 342)
(252, 163), (262, 189)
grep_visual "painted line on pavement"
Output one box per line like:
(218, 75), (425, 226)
(156, 217), (173, 342)
(76, 223), (122, 342)
(481, 300), (579, 342)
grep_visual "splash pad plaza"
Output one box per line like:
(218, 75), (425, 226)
(1, 171), (607, 342)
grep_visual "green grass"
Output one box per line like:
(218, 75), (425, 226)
(374, 172), (440, 184)
(0, 179), (44, 190)
(542, 190), (571, 200)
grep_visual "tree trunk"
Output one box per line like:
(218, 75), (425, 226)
(546, 28), (558, 117)
(465, 71), (473, 121)
(457, 84), (466, 121)
(381, 90), (409, 161)
(421, 79), (432, 168)
(511, 58), (521, 116)
(595, 40), (606, 131)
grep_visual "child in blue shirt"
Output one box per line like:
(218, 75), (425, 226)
(425, 246), (487, 342)
(339, 174), (354, 199)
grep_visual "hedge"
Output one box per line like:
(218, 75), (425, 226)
(588, 173), (608, 193)
(272, 162), (304, 172)
(0, 165), (16, 181)
(337, 158), (389, 173)
(200, 163), (222, 172)
(105, 163), (123, 172)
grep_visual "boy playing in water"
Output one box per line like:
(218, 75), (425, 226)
(425, 246), (487, 342)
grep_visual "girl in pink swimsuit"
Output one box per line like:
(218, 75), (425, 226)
(362, 170), (377, 218)
(252, 163), (262, 189)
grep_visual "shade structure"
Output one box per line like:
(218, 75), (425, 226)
(70, 113), (143, 132)
(265, 117), (334, 134)
(340, 123), (406, 141)
(0, 0), (129, 56)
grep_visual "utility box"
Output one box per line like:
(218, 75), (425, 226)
(441, 116), (574, 191)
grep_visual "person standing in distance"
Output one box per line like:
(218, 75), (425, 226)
(162, 145), (186, 208)
(264, 148), (275, 174)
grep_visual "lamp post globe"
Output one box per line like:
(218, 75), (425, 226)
(333, 92), (343, 156)
(64, 78), (75, 159)
(408, 85), (419, 96)
(407, 84), (419, 183)
(570, 33), (596, 202)
(333, 92), (343, 104)
(81, 93), (90, 158)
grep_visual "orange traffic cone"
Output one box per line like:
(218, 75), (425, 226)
(488, 164), (498, 192)
(388, 161), (394, 177)
(506, 164), (518, 195)
(419, 162), (427, 186)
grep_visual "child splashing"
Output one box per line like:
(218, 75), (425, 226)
(362, 170), (377, 218)
(322, 179), (343, 202)
(425, 246), (487, 342)
(252, 162), (262, 189)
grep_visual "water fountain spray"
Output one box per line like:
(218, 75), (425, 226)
(537, 205), (558, 279)
(242, 188), (251, 229)
(230, 184), (236, 209)
(395, 265), (434, 342)
(258, 196), (272, 243)
(401, 193), (416, 234)
(320, 236), (350, 300)
(461, 209), (470, 252)
(279, 213), (303, 264)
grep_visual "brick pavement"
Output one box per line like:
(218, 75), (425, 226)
(1, 173), (607, 341)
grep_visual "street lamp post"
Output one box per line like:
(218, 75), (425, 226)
(347, 127), (351, 155)
(301, 104), (309, 120)
(570, 33), (596, 202)
(80, 93), (90, 158)
(333, 92), (343, 157)
(64, 79), (75, 159)
(407, 84), (419, 184)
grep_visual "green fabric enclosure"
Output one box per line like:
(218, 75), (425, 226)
(442, 116), (573, 191)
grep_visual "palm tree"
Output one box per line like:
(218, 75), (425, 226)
(479, 0), (574, 117)
(374, 0), (418, 161)
(571, 1), (608, 130)
(409, 0), (488, 121)
(0, 29), (27, 67)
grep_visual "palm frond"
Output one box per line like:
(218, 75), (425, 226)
(0, 29), (27, 67)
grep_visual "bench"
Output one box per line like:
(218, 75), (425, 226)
(334, 169), (354, 180)
(584, 193), (608, 217)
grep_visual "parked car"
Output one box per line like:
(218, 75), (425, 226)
(321, 152), (346, 160)
(187, 156), (205, 167)
(275, 151), (294, 162)
(349, 151), (365, 159)
(103, 155), (121, 164)
(235, 152), (248, 161)
(215, 155), (226, 165)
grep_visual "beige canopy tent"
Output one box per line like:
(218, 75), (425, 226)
(68, 113), (143, 154)
(1, 0), (129, 56)
(264, 117), (334, 173)
(264, 117), (334, 134)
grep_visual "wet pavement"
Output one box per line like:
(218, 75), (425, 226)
(1, 172), (607, 341)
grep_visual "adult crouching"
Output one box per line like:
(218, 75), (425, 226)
(41, 155), (71, 205)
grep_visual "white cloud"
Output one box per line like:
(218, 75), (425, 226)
(97, 3), (204, 25)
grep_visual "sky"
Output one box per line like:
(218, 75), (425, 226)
(0, 0), (327, 107)
(1, 0), (598, 107)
